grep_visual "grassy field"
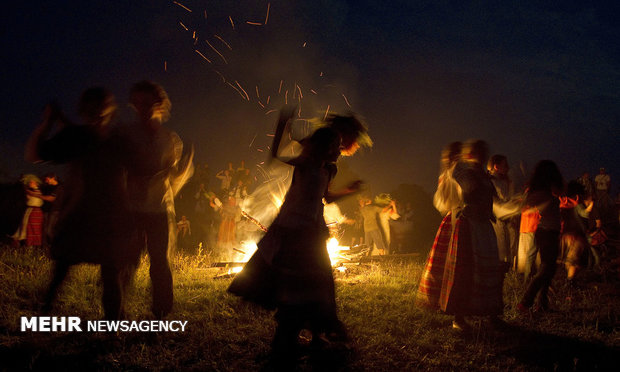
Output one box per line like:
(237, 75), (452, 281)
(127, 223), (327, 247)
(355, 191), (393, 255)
(0, 244), (619, 371)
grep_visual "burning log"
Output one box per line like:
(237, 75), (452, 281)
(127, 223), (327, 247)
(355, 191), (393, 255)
(210, 262), (245, 268)
(240, 210), (268, 232)
(232, 247), (246, 255)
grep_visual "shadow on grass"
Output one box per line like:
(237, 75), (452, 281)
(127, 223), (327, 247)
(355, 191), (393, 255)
(0, 333), (128, 371)
(1, 330), (356, 371)
(501, 325), (620, 371)
(257, 344), (355, 372)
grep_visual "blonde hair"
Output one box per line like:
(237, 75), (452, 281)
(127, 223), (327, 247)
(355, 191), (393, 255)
(461, 139), (489, 165)
(440, 141), (462, 173)
(310, 112), (373, 150)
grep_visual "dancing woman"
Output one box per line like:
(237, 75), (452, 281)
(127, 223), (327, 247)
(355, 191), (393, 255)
(517, 160), (564, 312)
(416, 142), (468, 328)
(418, 140), (507, 331)
(11, 175), (45, 249)
(228, 107), (364, 363)
(450, 140), (506, 329)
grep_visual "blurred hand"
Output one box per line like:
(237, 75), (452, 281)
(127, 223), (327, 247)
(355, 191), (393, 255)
(42, 103), (60, 123)
(278, 105), (297, 124)
(346, 180), (364, 193)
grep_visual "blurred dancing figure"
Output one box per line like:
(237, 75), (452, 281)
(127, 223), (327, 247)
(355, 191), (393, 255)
(488, 154), (518, 270)
(518, 160), (564, 313)
(40, 172), (60, 248)
(217, 194), (239, 260)
(450, 140), (505, 329)
(559, 181), (591, 286)
(229, 107), (366, 366)
(26, 87), (140, 319)
(594, 167), (611, 205)
(11, 175), (44, 249)
(324, 112), (372, 157)
(176, 215), (192, 253)
(375, 194), (399, 255)
(519, 204), (541, 282)
(416, 142), (469, 328)
(119, 80), (193, 318)
(360, 196), (388, 256)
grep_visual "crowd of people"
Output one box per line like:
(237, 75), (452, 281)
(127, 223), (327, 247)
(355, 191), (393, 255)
(174, 160), (416, 262)
(7, 82), (193, 319)
(3, 83), (377, 367)
(172, 159), (261, 260)
(2, 80), (619, 368)
(416, 139), (618, 332)
(172, 141), (414, 263)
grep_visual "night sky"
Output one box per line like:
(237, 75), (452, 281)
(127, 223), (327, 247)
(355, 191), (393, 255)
(2, 0), (619, 194)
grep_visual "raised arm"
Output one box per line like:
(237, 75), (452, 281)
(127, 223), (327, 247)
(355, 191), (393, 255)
(325, 180), (363, 204)
(383, 200), (398, 216)
(270, 106), (303, 166)
(169, 133), (194, 197)
(25, 103), (66, 163)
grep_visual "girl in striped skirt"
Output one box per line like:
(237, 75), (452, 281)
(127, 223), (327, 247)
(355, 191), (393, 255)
(12, 175), (44, 248)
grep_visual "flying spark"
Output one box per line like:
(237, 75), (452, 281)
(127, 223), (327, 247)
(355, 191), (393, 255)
(246, 21), (262, 26)
(296, 85), (303, 99)
(179, 22), (189, 31)
(229, 16), (235, 30)
(226, 82), (247, 100)
(214, 70), (226, 83)
(214, 34), (232, 50)
(265, 3), (271, 24)
(205, 39), (228, 64)
(256, 164), (270, 181)
(173, 1), (192, 12)
(342, 94), (351, 107)
(324, 105), (330, 120)
(235, 81), (250, 100)
(195, 49), (212, 63)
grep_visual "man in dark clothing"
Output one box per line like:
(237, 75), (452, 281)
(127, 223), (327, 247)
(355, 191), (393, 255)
(119, 80), (193, 317)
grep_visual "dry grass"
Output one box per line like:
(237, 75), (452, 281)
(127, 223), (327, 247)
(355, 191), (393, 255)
(0, 244), (619, 371)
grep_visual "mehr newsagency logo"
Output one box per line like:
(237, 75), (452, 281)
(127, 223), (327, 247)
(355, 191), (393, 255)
(21, 317), (187, 332)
